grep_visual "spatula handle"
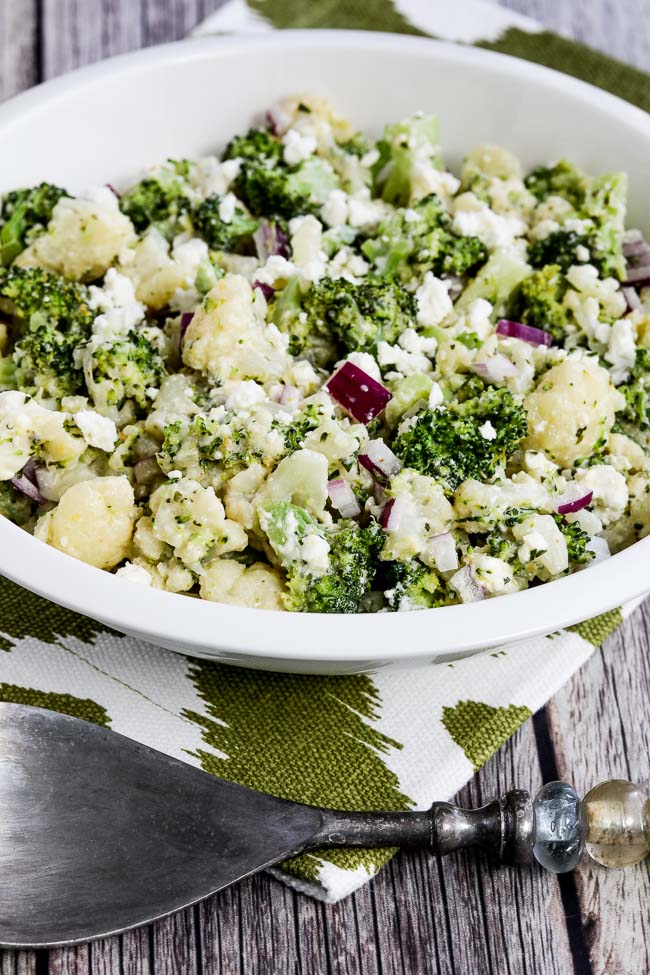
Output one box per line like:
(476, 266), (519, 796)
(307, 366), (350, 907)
(311, 790), (534, 864)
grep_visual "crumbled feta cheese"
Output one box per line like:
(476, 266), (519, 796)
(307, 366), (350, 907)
(290, 215), (327, 281)
(300, 533), (331, 576)
(479, 420), (497, 441)
(469, 554), (518, 595)
(453, 201), (525, 250)
(346, 191), (385, 229)
(576, 244), (591, 263)
(321, 189), (349, 228)
(218, 193), (238, 224)
(416, 273), (453, 328)
(115, 562), (153, 586)
(329, 247), (369, 283)
(512, 514), (568, 575)
(468, 298), (494, 332)
(255, 255), (297, 286)
(167, 470), (182, 480)
(360, 148), (380, 168)
(192, 157), (241, 198)
(605, 319), (636, 384)
(574, 464), (629, 526)
(377, 339), (432, 378)
(282, 129), (317, 165)
(225, 381), (268, 411)
(412, 164), (461, 203)
(398, 328), (438, 357)
(75, 410), (118, 452)
(344, 352), (382, 381)
(428, 382), (444, 410)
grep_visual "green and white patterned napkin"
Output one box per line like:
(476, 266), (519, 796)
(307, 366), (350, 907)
(1, 0), (648, 903)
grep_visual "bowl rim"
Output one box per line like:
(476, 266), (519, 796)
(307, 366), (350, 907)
(1, 28), (649, 665)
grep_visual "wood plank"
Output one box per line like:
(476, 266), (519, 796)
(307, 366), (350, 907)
(121, 927), (153, 975)
(47, 946), (89, 975)
(152, 909), (199, 975)
(0, 0), (38, 101)
(89, 939), (121, 975)
(0, 952), (37, 975)
(548, 600), (650, 975)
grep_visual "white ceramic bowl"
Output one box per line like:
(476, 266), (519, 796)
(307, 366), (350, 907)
(1, 30), (649, 674)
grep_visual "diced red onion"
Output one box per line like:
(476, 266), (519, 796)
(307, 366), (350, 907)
(450, 566), (485, 604)
(358, 439), (402, 482)
(625, 264), (650, 287)
(622, 286), (642, 312)
(426, 532), (458, 573)
(327, 478), (361, 519)
(253, 220), (290, 262)
(470, 354), (518, 383)
(326, 362), (392, 424)
(556, 489), (593, 515)
(179, 312), (193, 346)
(623, 228), (644, 246)
(496, 319), (553, 348)
(134, 457), (161, 486)
(252, 280), (275, 301)
(10, 460), (44, 504)
(265, 105), (291, 137)
(586, 536), (611, 564)
(379, 497), (397, 529)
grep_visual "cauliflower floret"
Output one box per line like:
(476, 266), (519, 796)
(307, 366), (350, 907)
(121, 229), (209, 311)
(452, 192), (525, 250)
(35, 476), (136, 569)
(256, 449), (329, 520)
(415, 273), (453, 328)
(289, 215), (327, 282)
(574, 464), (629, 526)
(18, 187), (136, 282)
(224, 464), (268, 532)
(382, 469), (454, 562)
(454, 472), (552, 529)
(606, 474), (650, 552)
(182, 274), (290, 384)
(0, 391), (86, 479)
(523, 357), (625, 467)
(606, 433), (648, 474)
(200, 559), (286, 610)
(115, 561), (153, 586)
(512, 513), (568, 577)
(132, 514), (169, 562)
(149, 477), (247, 567)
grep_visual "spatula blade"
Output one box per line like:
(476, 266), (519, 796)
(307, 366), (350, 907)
(0, 703), (323, 947)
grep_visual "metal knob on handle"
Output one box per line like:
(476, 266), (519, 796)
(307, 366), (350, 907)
(313, 780), (650, 873)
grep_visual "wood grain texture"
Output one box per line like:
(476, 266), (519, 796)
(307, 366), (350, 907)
(1, 1), (649, 973)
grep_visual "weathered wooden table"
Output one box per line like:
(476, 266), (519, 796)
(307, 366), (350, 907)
(1, 1), (649, 971)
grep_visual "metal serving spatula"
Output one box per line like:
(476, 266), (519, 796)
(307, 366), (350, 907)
(0, 702), (625, 949)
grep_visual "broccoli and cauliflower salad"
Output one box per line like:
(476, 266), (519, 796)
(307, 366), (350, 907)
(2, 94), (650, 615)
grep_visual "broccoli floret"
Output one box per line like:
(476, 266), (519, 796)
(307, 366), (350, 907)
(300, 276), (417, 359)
(526, 163), (627, 280)
(0, 266), (94, 399)
(87, 331), (166, 412)
(362, 194), (486, 283)
(192, 194), (259, 252)
(224, 129), (338, 219)
(393, 387), (528, 494)
(553, 514), (594, 567)
(259, 501), (381, 613)
(13, 324), (85, 398)
(0, 182), (68, 265)
(507, 265), (569, 341)
(0, 265), (93, 333)
(371, 114), (440, 206)
(381, 559), (453, 610)
(223, 127), (283, 165)
(236, 156), (339, 220)
(525, 161), (587, 209)
(618, 348), (650, 433)
(119, 161), (192, 237)
(485, 528), (518, 563)
(0, 481), (33, 526)
(528, 230), (594, 273)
